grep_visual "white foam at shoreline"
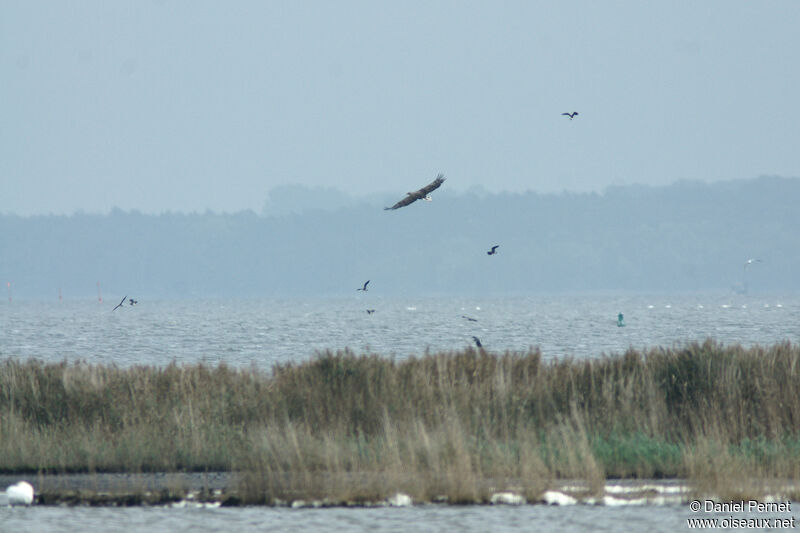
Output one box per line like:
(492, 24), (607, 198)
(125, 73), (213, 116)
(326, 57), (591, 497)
(604, 483), (688, 495)
(541, 491), (577, 506)
(490, 492), (525, 505)
(387, 493), (413, 507)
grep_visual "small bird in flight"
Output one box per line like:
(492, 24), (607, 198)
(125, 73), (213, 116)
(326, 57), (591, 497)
(384, 174), (446, 210)
(129, 298), (138, 306)
(561, 112), (579, 120)
(744, 258), (762, 270)
(461, 315), (478, 322)
(366, 309), (375, 314)
(357, 280), (370, 291)
(487, 245), (499, 256)
(472, 336), (483, 348)
(112, 295), (127, 312)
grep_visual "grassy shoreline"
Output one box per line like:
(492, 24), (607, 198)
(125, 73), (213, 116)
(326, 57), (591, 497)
(2, 340), (800, 503)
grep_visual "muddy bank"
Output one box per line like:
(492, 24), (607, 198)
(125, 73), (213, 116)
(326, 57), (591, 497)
(1, 472), (235, 505)
(1, 473), (698, 507)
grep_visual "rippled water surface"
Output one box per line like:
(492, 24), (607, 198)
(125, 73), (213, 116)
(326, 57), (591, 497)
(1, 293), (798, 368)
(0, 502), (751, 533)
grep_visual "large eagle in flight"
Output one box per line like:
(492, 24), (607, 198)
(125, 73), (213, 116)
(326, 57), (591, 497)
(384, 174), (446, 210)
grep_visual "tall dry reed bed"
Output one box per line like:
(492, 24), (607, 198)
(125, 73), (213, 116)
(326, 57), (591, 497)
(2, 340), (800, 502)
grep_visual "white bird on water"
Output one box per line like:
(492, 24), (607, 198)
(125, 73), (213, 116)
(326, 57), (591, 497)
(1, 480), (34, 505)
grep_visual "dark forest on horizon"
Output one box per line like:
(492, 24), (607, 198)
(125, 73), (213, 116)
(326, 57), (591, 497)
(1, 176), (798, 299)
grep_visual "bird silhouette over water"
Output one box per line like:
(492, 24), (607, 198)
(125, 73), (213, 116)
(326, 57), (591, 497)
(561, 111), (579, 120)
(472, 336), (483, 348)
(129, 298), (138, 306)
(357, 280), (370, 291)
(487, 245), (499, 255)
(366, 309), (375, 314)
(112, 295), (127, 312)
(461, 315), (478, 322)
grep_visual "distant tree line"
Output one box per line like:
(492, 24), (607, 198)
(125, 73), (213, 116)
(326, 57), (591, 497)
(1, 176), (797, 299)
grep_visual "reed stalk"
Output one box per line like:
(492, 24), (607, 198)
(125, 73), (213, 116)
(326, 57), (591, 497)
(2, 340), (799, 502)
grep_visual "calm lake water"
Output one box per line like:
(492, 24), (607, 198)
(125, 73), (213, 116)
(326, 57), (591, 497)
(1, 292), (798, 368)
(2, 292), (799, 531)
(3, 499), (800, 533)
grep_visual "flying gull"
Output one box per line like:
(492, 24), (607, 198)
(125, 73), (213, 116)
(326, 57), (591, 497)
(472, 336), (483, 348)
(129, 298), (138, 306)
(561, 112), (578, 120)
(357, 280), (370, 291)
(384, 174), (446, 210)
(487, 245), (499, 256)
(744, 258), (762, 270)
(112, 295), (127, 312)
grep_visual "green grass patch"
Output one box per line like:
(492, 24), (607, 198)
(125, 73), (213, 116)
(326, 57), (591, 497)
(591, 432), (682, 478)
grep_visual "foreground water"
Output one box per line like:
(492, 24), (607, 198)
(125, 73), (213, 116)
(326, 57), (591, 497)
(1, 292), (798, 368)
(0, 504), (689, 533)
(3, 500), (799, 533)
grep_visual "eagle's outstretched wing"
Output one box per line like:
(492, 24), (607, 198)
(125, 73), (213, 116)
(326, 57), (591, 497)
(384, 174), (446, 210)
(418, 174), (445, 196)
(384, 194), (417, 210)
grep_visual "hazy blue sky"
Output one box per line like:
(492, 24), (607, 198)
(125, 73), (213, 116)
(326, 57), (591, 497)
(2, 1), (799, 215)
